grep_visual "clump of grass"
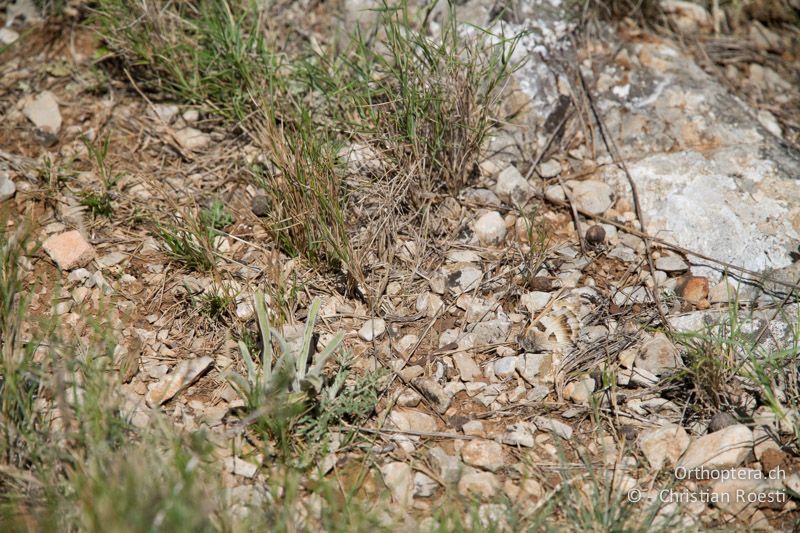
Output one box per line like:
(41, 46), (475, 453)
(92, 0), (282, 121)
(518, 205), (551, 286)
(666, 296), (800, 440)
(308, 0), (523, 199)
(93, 0), (521, 277)
(197, 291), (234, 321)
(252, 116), (355, 274)
(80, 191), (114, 218)
(158, 201), (233, 272)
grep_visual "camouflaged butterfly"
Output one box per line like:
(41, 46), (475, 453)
(517, 290), (600, 353)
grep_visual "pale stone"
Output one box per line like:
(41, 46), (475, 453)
(461, 439), (505, 472)
(22, 91), (61, 133)
(145, 356), (213, 407)
(494, 165), (534, 206)
(639, 424), (691, 471)
(501, 422), (537, 447)
(474, 211), (507, 246)
(358, 318), (386, 341)
(43, 231), (95, 270)
(676, 424), (753, 471)
(381, 462), (413, 507)
(174, 127), (210, 150)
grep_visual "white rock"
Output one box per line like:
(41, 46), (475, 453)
(71, 286), (90, 304)
(53, 300), (72, 315)
(358, 318), (386, 341)
(639, 424), (691, 471)
(0, 28), (19, 45)
(661, 0), (712, 34)
(380, 462), (413, 506)
(569, 180), (614, 215)
(68, 268), (92, 283)
(145, 356), (213, 407)
(634, 333), (682, 376)
(22, 91), (61, 134)
(339, 142), (382, 173)
(441, 263), (482, 294)
(533, 416), (573, 440)
(757, 110), (782, 138)
(458, 470), (500, 499)
(608, 246), (638, 263)
(708, 280), (735, 303)
(563, 377), (595, 405)
(413, 378), (451, 414)
(458, 294), (493, 322)
(520, 291), (551, 314)
(544, 184), (566, 203)
(538, 159), (561, 178)
(183, 109), (200, 123)
(494, 165), (534, 206)
(474, 211), (507, 246)
(0, 173), (15, 202)
(463, 187), (501, 207)
(462, 420), (485, 437)
(516, 353), (556, 384)
(676, 424), (753, 471)
(396, 334), (419, 358)
(429, 447), (461, 484)
(224, 456), (258, 479)
(396, 388), (422, 407)
(453, 352), (481, 382)
(175, 127), (210, 151)
(461, 439), (505, 472)
(388, 409), (437, 434)
(236, 300), (255, 320)
(413, 472), (438, 498)
(655, 255), (688, 272)
(493, 357), (518, 380)
(152, 104), (180, 123)
(97, 251), (127, 268)
(501, 422), (537, 447)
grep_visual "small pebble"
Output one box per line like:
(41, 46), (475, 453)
(585, 225), (606, 245)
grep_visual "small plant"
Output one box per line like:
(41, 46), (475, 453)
(518, 205), (551, 286)
(196, 291), (233, 321)
(226, 291), (377, 459)
(307, 1), (523, 197)
(199, 198), (234, 233)
(158, 221), (217, 271)
(80, 191), (114, 218)
(79, 136), (122, 218)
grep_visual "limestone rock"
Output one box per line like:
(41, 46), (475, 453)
(474, 211), (507, 246)
(358, 318), (386, 341)
(22, 91), (61, 134)
(569, 180), (614, 215)
(676, 424), (753, 471)
(145, 356), (213, 407)
(639, 424), (691, 471)
(43, 231), (96, 270)
(461, 439), (505, 472)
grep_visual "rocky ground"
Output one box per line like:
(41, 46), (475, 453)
(2, 0), (800, 531)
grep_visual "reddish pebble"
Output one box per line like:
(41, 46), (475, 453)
(42, 230), (95, 270)
(677, 275), (709, 305)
